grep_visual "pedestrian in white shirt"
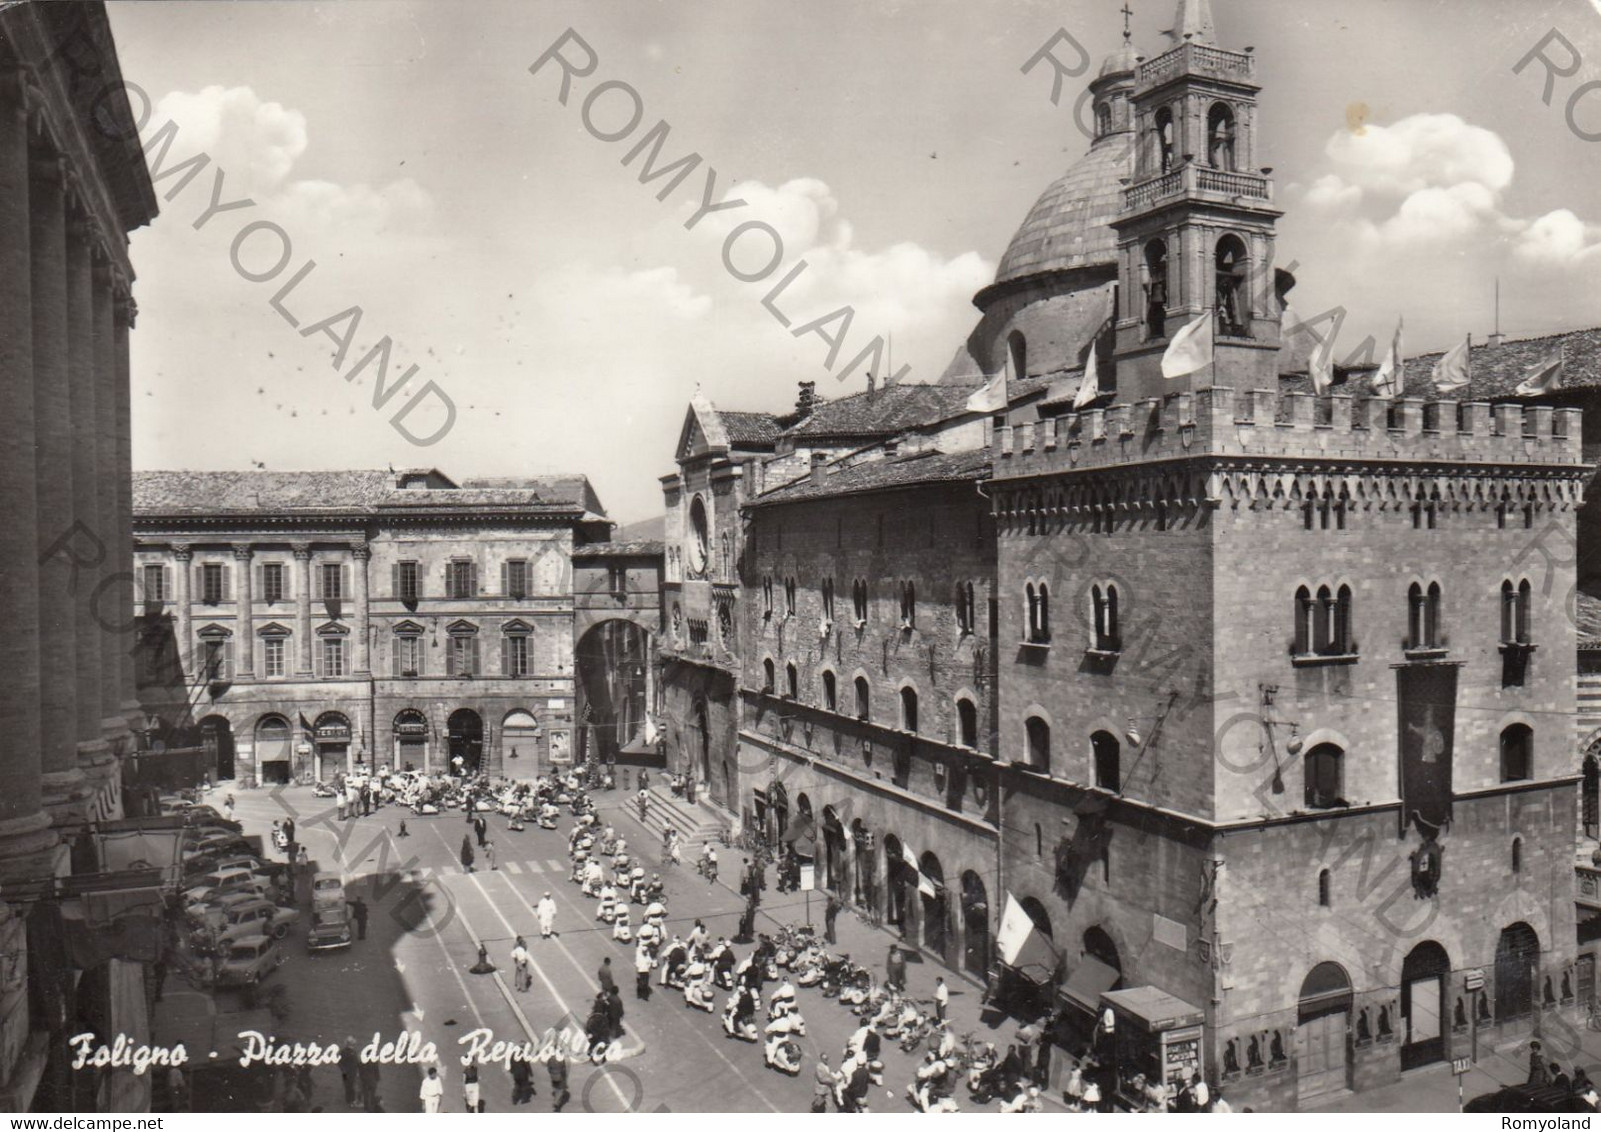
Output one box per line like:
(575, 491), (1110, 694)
(934, 976), (949, 1022)
(510, 936), (531, 991)
(537, 893), (557, 938)
(419, 1066), (444, 1113)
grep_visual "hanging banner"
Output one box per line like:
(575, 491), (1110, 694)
(1396, 663), (1459, 834)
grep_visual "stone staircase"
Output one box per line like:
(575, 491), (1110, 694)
(624, 785), (731, 853)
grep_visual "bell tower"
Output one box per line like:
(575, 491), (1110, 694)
(1110, 0), (1282, 402)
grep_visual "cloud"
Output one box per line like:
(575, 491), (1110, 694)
(1297, 111), (1601, 264)
(155, 85), (308, 196)
(1322, 112), (1512, 197)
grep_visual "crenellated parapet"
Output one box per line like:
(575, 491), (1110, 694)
(990, 387), (1586, 483)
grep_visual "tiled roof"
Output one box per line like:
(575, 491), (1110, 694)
(751, 448), (991, 506)
(988, 131), (1134, 290)
(134, 470), (598, 516)
(1279, 327), (1601, 402)
(572, 540), (663, 558)
(785, 382), (984, 439)
(1579, 592), (1601, 650)
(717, 411), (784, 447)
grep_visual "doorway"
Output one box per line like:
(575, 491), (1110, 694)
(448, 708), (484, 776)
(1297, 962), (1352, 1103)
(1401, 941), (1450, 1069)
(200, 715), (234, 781)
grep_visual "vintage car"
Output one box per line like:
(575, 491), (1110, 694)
(311, 872), (345, 906)
(214, 934), (284, 986)
(183, 866), (270, 907)
(307, 902), (353, 951)
(210, 897), (299, 942)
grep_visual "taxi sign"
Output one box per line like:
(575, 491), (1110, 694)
(1451, 1057), (1472, 1076)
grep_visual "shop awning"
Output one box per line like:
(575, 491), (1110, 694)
(1058, 956), (1121, 1014)
(1101, 986), (1205, 1032)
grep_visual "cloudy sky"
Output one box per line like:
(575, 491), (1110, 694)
(110, 0), (1601, 522)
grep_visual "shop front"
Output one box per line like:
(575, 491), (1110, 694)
(314, 712), (352, 780)
(394, 709), (429, 771)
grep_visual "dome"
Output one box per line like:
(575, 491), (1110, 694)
(1098, 41), (1141, 79)
(986, 131), (1135, 295)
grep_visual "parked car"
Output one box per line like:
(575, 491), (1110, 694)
(307, 902), (353, 951)
(311, 872), (345, 906)
(214, 934), (284, 986)
(1465, 1084), (1593, 1113)
(186, 830), (252, 856)
(183, 867), (270, 907)
(211, 898), (299, 942)
(187, 889), (260, 927)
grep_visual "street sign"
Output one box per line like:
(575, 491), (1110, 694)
(799, 864), (816, 892)
(1452, 1057), (1472, 1076)
(1464, 968), (1485, 992)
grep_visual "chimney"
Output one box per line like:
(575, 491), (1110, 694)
(1487, 332), (1504, 348)
(810, 452), (827, 487)
(795, 380), (817, 418)
(866, 371), (876, 397)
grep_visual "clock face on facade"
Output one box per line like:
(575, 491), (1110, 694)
(687, 496), (710, 576)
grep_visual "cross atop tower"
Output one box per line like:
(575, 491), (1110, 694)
(1121, 1), (1134, 42)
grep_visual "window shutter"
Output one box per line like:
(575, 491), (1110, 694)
(446, 639), (456, 677)
(316, 637), (325, 678)
(392, 563), (400, 598)
(342, 564), (351, 600)
(164, 566), (172, 602)
(471, 637), (481, 676)
(471, 562), (479, 596)
(222, 565), (232, 601)
(501, 636), (510, 675)
(501, 562), (508, 596)
(392, 635), (401, 677)
(194, 564), (203, 596)
(224, 639), (235, 680)
(254, 564), (263, 594)
(314, 565), (324, 601)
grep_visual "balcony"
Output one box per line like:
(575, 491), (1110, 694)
(1136, 41), (1256, 91)
(1123, 162), (1272, 213)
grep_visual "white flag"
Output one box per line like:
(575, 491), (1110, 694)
(1515, 347), (1564, 396)
(1431, 338), (1471, 393)
(1308, 325), (1336, 395)
(965, 371), (1007, 414)
(1372, 317), (1405, 399)
(1161, 311), (1214, 379)
(1072, 343), (1100, 409)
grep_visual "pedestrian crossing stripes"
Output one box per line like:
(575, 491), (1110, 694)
(404, 858), (567, 881)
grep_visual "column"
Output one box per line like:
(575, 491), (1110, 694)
(351, 543), (371, 675)
(294, 545), (313, 675)
(93, 255), (127, 747)
(0, 64), (57, 882)
(30, 129), (87, 817)
(65, 190), (110, 775)
(172, 545), (193, 684)
(233, 545), (254, 678)
(115, 292), (140, 730)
